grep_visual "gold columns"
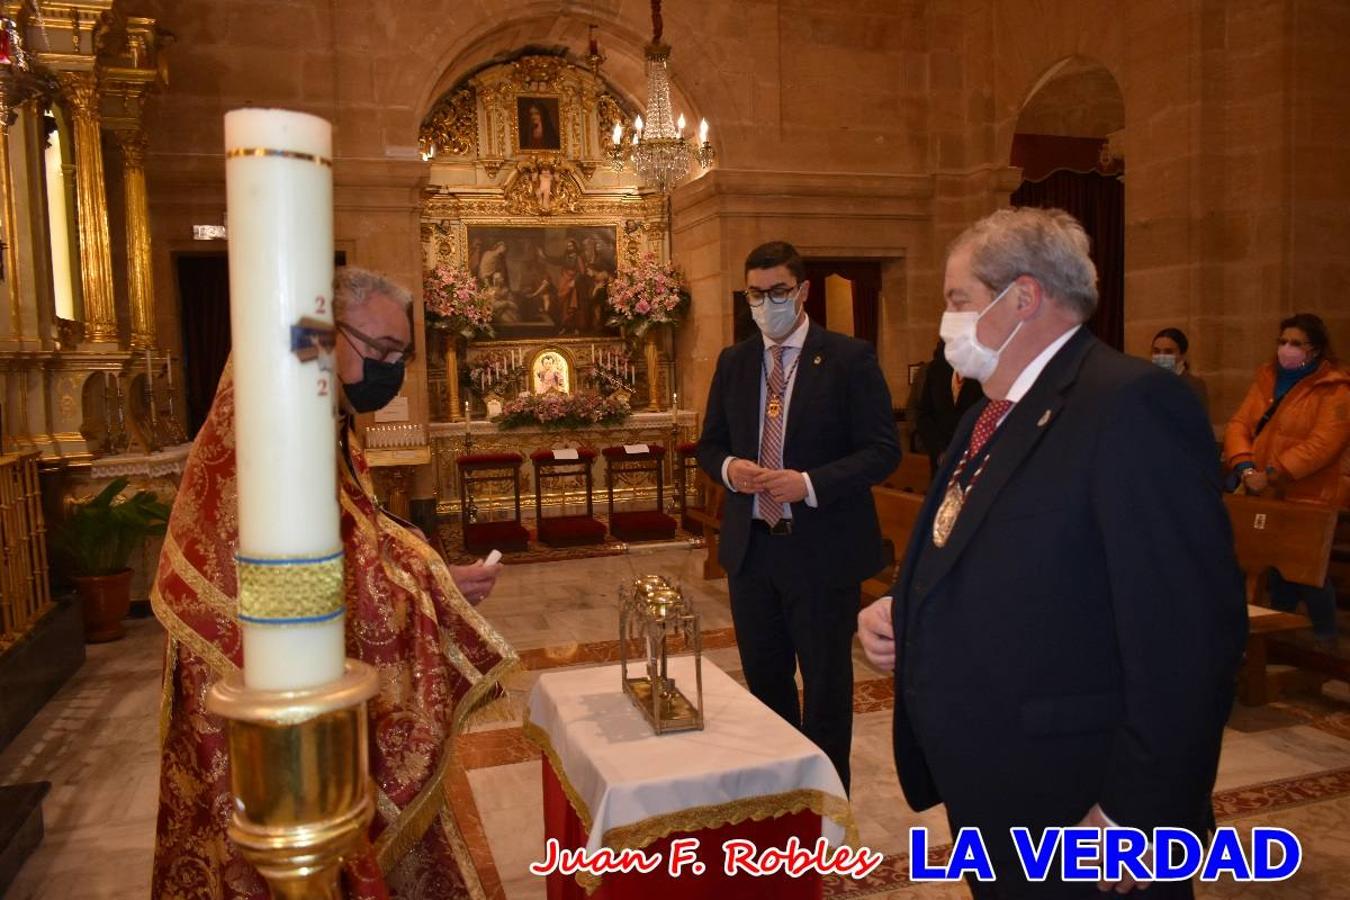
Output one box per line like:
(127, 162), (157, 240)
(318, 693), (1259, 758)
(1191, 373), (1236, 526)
(117, 128), (154, 348)
(0, 82), (23, 344)
(57, 70), (117, 345)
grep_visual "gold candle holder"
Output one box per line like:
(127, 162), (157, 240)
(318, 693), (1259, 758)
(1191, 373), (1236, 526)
(206, 660), (380, 899)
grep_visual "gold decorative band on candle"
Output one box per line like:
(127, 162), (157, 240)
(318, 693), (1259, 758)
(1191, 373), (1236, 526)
(225, 147), (334, 167)
(236, 550), (345, 624)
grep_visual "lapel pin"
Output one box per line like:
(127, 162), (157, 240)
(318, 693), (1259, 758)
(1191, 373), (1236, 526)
(813, 355), (822, 365)
(1037, 409), (1052, 427)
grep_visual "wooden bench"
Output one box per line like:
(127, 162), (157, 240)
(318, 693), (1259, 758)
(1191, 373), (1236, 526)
(862, 486), (926, 605)
(881, 454), (933, 495)
(1223, 494), (1339, 704)
(684, 470), (726, 580)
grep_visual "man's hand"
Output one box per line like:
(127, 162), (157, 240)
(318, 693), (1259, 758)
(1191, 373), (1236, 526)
(450, 561), (503, 606)
(1242, 469), (1269, 495)
(858, 597), (896, 672)
(753, 468), (808, 504)
(727, 458), (768, 493)
(1075, 804), (1151, 894)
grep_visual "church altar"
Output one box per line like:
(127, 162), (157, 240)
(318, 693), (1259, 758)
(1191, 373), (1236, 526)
(428, 409), (698, 518)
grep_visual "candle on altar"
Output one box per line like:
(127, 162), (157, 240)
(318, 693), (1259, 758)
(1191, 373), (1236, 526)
(165, 351), (174, 389)
(146, 348), (153, 383)
(673, 391), (678, 411)
(225, 108), (343, 692)
(465, 400), (471, 434)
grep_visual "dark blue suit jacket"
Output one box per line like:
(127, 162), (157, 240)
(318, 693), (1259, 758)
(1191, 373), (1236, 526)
(889, 328), (1246, 847)
(697, 322), (901, 586)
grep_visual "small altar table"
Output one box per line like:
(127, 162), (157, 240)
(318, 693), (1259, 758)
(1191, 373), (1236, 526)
(525, 658), (856, 899)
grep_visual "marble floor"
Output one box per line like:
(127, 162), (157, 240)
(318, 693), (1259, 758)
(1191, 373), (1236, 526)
(3, 545), (1350, 898)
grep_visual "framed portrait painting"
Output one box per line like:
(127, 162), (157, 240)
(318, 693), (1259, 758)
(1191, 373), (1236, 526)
(467, 225), (620, 340)
(517, 96), (562, 152)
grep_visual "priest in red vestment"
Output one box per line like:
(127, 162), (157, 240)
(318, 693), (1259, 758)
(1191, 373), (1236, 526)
(152, 267), (516, 898)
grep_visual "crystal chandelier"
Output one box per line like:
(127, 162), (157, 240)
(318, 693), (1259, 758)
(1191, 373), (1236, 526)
(607, 0), (714, 193)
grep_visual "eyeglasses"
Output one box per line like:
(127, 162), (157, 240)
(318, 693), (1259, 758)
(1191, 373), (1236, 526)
(744, 284), (800, 308)
(338, 322), (413, 364)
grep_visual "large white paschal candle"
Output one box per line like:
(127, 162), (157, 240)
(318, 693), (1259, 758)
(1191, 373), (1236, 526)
(225, 108), (345, 691)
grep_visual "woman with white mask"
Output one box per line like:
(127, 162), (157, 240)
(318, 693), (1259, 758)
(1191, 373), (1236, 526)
(1150, 327), (1209, 416)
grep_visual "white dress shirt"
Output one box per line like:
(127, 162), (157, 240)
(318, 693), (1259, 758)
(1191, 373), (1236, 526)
(993, 325), (1082, 426)
(720, 316), (819, 519)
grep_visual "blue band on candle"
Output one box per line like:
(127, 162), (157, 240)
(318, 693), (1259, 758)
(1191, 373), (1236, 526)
(238, 608), (345, 626)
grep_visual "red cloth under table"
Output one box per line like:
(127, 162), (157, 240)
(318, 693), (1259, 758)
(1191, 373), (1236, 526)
(541, 760), (824, 900)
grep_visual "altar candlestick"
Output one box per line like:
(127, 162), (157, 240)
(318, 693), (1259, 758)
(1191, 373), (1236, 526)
(165, 351), (174, 389)
(226, 108), (343, 692)
(673, 391), (678, 411)
(146, 348), (153, 382)
(465, 400), (471, 435)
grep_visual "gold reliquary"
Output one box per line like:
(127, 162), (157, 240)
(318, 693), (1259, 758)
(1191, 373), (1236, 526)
(619, 575), (704, 734)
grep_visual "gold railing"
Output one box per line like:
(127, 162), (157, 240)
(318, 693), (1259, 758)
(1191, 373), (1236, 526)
(0, 452), (53, 649)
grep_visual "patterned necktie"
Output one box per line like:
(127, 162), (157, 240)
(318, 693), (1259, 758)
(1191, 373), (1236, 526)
(967, 399), (1013, 457)
(758, 345), (787, 526)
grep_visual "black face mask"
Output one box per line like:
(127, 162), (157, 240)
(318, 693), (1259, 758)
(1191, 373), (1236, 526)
(342, 357), (405, 413)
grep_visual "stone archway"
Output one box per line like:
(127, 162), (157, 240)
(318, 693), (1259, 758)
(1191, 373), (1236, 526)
(1010, 57), (1126, 349)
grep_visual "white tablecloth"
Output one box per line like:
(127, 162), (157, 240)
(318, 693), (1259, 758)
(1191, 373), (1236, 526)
(526, 658), (857, 855)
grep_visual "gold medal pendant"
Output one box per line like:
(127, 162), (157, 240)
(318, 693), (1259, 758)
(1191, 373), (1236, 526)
(932, 482), (964, 547)
(767, 396), (782, 419)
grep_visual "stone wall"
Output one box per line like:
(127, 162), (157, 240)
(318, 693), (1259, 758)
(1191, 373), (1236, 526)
(125, 0), (1348, 477)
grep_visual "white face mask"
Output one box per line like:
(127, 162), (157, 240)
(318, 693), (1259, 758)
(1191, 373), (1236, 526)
(750, 289), (803, 341)
(1151, 354), (1178, 372)
(939, 282), (1021, 382)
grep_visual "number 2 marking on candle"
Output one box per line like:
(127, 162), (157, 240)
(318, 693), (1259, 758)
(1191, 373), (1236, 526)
(318, 376), (329, 397)
(315, 295), (327, 315)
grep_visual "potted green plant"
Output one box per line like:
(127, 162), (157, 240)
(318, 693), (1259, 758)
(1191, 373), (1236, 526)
(52, 477), (171, 643)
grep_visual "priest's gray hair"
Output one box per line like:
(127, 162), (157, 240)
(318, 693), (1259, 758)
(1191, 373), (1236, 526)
(334, 266), (413, 318)
(949, 207), (1098, 321)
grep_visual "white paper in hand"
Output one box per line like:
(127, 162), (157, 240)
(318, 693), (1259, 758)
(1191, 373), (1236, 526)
(483, 549), (503, 567)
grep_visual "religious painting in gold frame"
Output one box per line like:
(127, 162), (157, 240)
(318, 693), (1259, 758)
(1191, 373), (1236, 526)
(467, 225), (620, 340)
(530, 347), (573, 395)
(516, 96), (563, 152)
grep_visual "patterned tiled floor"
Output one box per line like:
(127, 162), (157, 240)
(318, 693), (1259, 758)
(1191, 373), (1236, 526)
(4, 546), (1350, 899)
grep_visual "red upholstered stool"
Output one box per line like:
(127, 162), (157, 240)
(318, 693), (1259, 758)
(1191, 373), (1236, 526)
(530, 448), (607, 547)
(602, 444), (677, 542)
(675, 441), (703, 534)
(456, 452), (530, 554)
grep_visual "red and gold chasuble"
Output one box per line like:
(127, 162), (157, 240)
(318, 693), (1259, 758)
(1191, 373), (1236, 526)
(151, 365), (517, 899)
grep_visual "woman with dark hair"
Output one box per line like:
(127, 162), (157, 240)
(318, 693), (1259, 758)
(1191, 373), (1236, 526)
(1223, 312), (1350, 646)
(1151, 327), (1209, 415)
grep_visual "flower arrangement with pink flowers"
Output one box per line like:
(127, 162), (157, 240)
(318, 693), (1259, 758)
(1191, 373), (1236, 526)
(423, 264), (495, 339)
(605, 254), (690, 338)
(495, 391), (631, 430)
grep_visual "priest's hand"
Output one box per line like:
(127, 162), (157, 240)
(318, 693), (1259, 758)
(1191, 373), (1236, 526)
(451, 561), (502, 606)
(754, 468), (808, 503)
(727, 458), (768, 493)
(858, 597), (896, 672)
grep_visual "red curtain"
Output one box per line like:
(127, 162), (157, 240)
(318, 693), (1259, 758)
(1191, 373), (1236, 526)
(1011, 171), (1125, 351)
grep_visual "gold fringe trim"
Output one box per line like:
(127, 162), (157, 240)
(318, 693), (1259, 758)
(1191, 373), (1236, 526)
(522, 719), (860, 895)
(522, 719), (594, 833)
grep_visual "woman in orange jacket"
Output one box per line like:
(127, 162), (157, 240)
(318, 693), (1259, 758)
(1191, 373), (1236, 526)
(1223, 313), (1350, 645)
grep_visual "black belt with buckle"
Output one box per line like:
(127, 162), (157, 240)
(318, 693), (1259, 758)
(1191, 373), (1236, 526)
(753, 518), (794, 536)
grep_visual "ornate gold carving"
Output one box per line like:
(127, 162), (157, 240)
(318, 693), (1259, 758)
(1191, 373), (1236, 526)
(512, 56), (565, 89)
(504, 158), (583, 216)
(598, 93), (627, 133)
(58, 70), (118, 345)
(419, 85), (477, 157)
(481, 159), (505, 178)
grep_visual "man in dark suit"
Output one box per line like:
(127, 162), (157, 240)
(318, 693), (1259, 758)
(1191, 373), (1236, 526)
(698, 241), (900, 791)
(858, 208), (1246, 897)
(914, 340), (984, 467)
